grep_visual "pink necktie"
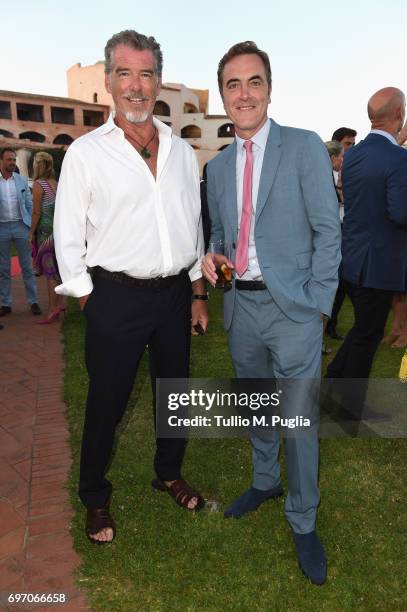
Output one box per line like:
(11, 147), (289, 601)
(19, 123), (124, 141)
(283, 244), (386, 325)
(235, 140), (253, 277)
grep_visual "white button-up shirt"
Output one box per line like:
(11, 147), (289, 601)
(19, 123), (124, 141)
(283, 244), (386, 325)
(54, 114), (204, 297)
(0, 174), (21, 222)
(235, 119), (271, 280)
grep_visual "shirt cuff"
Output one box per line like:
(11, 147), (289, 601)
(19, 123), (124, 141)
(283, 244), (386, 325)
(188, 256), (204, 283)
(55, 271), (94, 297)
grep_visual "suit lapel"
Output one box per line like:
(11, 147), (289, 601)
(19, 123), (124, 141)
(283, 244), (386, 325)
(224, 141), (238, 235)
(14, 174), (23, 208)
(255, 119), (282, 222)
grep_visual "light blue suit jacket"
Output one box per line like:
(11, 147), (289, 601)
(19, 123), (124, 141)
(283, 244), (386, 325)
(207, 119), (342, 328)
(6, 172), (33, 227)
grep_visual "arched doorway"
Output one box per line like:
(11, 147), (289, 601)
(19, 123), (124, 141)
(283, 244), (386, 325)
(154, 100), (171, 116)
(181, 125), (201, 138)
(19, 131), (45, 143)
(0, 129), (14, 138)
(53, 134), (74, 145)
(217, 123), (235, 138)
(183, 103), (198, 114)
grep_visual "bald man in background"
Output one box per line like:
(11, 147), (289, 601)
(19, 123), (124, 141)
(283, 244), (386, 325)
(326, 87), (407, 417)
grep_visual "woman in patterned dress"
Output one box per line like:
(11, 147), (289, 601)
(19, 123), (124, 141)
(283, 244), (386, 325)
(29, 152), (65, 323)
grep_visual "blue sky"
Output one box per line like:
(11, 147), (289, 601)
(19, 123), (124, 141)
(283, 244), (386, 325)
(3, 0), (406, 140)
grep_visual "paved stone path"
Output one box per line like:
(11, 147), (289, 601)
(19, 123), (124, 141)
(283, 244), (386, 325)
(0, 272), (90, 610)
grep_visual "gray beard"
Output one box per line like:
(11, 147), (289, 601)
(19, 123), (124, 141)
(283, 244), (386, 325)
(125, 110), (149, 124)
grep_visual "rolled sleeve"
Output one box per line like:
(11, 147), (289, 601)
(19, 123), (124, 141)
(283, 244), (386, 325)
(55, 271), (93, 297)
(188, 254), (204, 282)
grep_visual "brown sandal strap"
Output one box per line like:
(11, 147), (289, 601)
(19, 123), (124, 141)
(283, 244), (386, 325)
(165, 479), (205, 511)
(86, 507), (116, 538)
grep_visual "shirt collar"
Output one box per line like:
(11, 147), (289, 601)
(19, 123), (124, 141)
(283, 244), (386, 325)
(236, 118), (271, 154)
(100, 111), (172, 143)
(370, 129), (398, 146)
(0, 172), (15, 182)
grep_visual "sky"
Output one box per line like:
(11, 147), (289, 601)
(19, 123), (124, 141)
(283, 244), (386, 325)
(2, 0), (407, 141)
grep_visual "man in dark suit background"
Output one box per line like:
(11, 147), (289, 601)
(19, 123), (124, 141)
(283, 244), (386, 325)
(199, 163), (211, 251)
(326, 127), (358, 340)
(331, 127), (357, 151)
(326, 87), (407, 415)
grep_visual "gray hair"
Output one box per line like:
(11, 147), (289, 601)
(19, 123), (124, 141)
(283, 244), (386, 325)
(104, 29), (163, 77)
(325, 140), (344, 157)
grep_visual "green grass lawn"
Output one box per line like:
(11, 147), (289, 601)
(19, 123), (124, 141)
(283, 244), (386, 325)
(63, 291), (407, 611)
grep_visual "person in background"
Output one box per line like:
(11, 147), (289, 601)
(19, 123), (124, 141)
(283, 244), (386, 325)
(324, 140), (345, 342)
(29, 152), (64, 324)
(325, 128), (357, 340)
(0, 148), (41, 317)
(325, 141), (344, 204)
(397, 121), (407, 146)
(200, 163), (211, 251)
(330, 128), (357, 210)
(381, 293), (407, 348)
(331, 127), (357, 151)
(326, 87), (407, 416)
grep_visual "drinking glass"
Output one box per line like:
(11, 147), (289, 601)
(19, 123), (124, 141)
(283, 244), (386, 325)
(209, 240), (233, 289)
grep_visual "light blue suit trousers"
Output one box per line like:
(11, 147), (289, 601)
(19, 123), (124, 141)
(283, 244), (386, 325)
(228, 289), (322, 533)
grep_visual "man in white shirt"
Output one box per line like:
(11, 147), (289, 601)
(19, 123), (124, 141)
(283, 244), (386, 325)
(0, 148), (41, 317)
(202, 41), (341, 584)
(54, 30), (208, 544)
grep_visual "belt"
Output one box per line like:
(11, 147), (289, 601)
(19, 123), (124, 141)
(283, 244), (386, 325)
(90, 266), (186, 288)
(235, 280), (267, 291)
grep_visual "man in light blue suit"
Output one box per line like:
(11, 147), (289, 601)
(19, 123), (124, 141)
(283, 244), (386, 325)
(202, 42), (341, 584)
(0, 148), (41, 316)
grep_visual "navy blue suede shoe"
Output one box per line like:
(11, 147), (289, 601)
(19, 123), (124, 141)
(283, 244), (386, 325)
(292, 530), (327, 585)
(224, 484), (283, 518)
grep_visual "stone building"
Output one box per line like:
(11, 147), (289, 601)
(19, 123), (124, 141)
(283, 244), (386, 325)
(0, 89), (109, 174)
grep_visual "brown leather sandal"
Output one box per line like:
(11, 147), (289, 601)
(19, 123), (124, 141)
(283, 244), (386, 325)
(152, 478), (205, 512)
(85, 506), (116, 544)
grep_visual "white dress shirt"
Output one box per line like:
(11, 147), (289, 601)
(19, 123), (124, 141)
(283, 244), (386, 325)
(0, 174), (21, 222)
(54, 114), (204, 297)
(333, 170), (339, 186)
(235, 119), (271, 280)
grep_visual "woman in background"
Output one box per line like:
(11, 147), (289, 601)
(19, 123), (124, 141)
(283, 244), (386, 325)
(382, 293), (407, 348)
(325, 140), (345, 217)
(29, 152), (64, 323)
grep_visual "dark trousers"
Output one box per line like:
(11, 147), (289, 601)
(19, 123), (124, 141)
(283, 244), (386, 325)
(329, 226), (346, 329)
(326, 282), (393, 411)
(329, 278), (347, 328)
(79, 272), (191, 508)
